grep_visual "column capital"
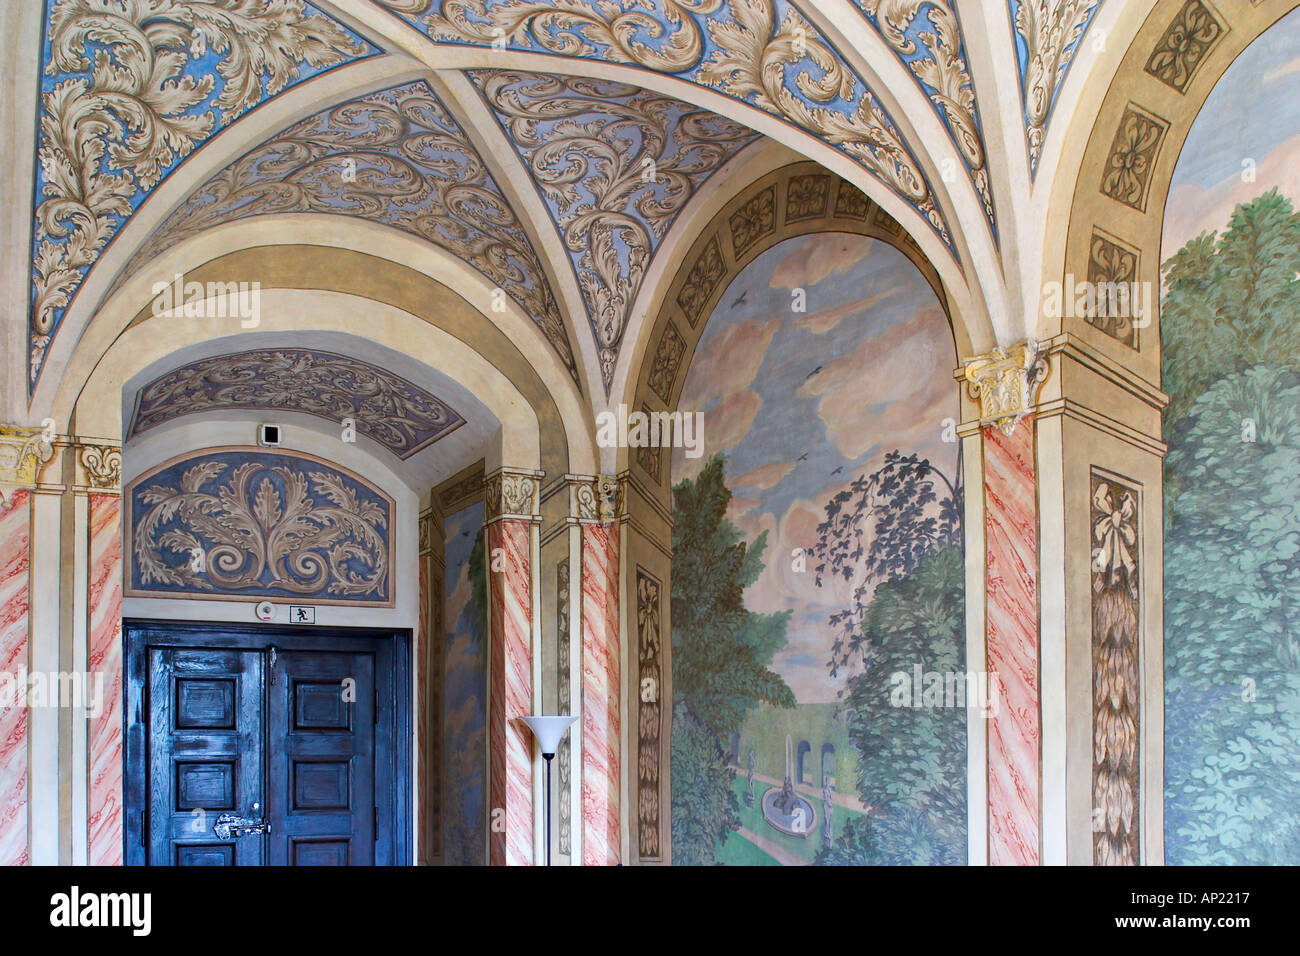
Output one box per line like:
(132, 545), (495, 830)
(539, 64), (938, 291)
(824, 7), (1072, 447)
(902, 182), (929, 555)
(564, 473), (622, 524)
(483, 466), (543, 523)
(0, 424), (55, 506)
(74, 440), (123, 493)
(960, 340), (1050, 435)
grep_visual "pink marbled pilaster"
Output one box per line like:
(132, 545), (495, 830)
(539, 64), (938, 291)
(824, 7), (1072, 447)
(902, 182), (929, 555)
(581, 523), (620, 866)
(87, 494), (123, 866)
(488, 519), (533, 866)
(0, 491), (30, 866)
(984, 422), (1040, 866)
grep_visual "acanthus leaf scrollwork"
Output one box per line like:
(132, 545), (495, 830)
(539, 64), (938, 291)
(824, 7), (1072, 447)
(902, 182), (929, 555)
(473, 69), (756, 393)
(32, 0), (367, 387)
(130, 453), (391, 604)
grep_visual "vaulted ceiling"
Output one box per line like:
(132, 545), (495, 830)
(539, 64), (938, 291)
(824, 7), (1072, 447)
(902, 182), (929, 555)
(28, 0), (1111, 410)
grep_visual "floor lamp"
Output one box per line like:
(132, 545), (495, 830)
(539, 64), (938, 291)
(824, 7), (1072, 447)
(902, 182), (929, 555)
(521, 715), (578, 866)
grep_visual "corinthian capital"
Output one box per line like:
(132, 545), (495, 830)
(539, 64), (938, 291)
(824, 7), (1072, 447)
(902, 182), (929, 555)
(0, 425), (55, 507)
(963, 341), (1050, 435)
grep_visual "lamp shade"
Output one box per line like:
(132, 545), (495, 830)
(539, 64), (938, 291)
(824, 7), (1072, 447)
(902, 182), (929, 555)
(521, 715), (578, 755)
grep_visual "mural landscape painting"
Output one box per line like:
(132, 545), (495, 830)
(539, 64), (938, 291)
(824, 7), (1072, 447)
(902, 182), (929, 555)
(1161, 7), (1300, 865)
(670, 233), (966, 865)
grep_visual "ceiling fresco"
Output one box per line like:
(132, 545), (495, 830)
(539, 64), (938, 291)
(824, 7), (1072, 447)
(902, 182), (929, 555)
(853, 1), (995, 234)
(115, 78), (580, 383)
(127, 347), (467, 459)
(470, 69), (760, 393)
(374, 0), (956, 246)
(23, 0), (1113, 402)
(1008, 0), (1105, 173)
(30, 0), (374, 390)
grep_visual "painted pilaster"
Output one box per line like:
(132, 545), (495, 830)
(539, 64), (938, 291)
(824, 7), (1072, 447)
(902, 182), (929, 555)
(79, 441), (124, 866)
(0, 481), (33, 865)
(962, 344), (1049, 866)
(418, 505), (446, 865)
(484, 467), (541, 866)
(568, 474), (621, 866)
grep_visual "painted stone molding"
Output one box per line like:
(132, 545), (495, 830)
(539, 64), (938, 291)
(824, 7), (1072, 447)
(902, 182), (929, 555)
(1010, 0), (1103, 173)
(0, 426), (55, 507)
(30, 0), (370, 390)
(636, 567), (662, 859)
(123, 80), (579, 382)
(128, 348), (466, 459)
(1086, 228), (1141, 347)
(676, 236), (726, 328)
(1090, 473), (1141, 866)
(471, 70), (758, 393)
(648, 321), (686, 404)
(557, 557), (573, 856)
(484, 467), (542, 522)
(856, 0), (996, 231)
(78, 443), (123, 492)
(835, 180), (872, 219)
(1143, 0), (1226, 94)
(1100, 104), (1169, 212)
(963, 341), (1049, 435)
(379, 0), (953, 252)
(636, 411), (664, 485)
(569, 474), (619, 523)
(729, 185), (777, 257)
(126, 448), (393, 605)
(785, 173), (831, 222)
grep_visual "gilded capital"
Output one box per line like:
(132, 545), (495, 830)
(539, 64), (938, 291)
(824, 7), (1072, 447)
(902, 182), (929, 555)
(963, 341), (1050, 435)
(0, 425), (55, 506)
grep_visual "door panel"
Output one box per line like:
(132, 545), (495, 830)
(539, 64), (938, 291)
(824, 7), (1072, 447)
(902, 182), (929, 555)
(268, 650), (375, 865)
(128, 622), (409, 866)
(147, 647), (265, 866)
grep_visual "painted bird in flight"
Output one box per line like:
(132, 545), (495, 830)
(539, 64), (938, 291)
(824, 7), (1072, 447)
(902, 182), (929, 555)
(805, 365), (823, 380)
(730, 291), (748, 309)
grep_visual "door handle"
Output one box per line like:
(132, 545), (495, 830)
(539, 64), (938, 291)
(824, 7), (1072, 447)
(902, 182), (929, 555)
(214, 811), (271, 839)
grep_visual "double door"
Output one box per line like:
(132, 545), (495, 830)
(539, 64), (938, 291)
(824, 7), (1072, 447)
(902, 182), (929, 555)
(124, 622), (409, 866)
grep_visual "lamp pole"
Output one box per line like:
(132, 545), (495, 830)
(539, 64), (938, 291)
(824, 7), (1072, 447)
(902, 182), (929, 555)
(521, 715), (578, 866)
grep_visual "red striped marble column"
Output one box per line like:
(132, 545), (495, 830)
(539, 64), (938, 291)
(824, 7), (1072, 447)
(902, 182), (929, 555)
(486, 469), (540, 866)
(581, 520), (620, 866)
(984, 419), (1041, 865)
(0, 489), (31, 866)
(87, 493), (123, 865)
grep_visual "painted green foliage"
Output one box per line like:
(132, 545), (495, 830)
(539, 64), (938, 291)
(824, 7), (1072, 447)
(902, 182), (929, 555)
(1163, 188), (1300, 864)
(817, 546), (967, 865)
(670, 454), (795, 865)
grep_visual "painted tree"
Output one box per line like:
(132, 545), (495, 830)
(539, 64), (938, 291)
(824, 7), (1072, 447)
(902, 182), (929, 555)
(1163, 189), (1300, 864)
(811, 450), (962, 681)
(809, 450), (966, 864)
(669, 454), (795, 864)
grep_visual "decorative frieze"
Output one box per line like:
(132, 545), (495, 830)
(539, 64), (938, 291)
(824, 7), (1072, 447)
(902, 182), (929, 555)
(963, 341), (1050, 434)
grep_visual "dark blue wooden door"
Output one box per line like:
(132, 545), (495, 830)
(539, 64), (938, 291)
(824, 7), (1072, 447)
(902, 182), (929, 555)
(126, 621), (410, 866)
(267, 649), (375, 865)
(147, 647), (265, 866)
